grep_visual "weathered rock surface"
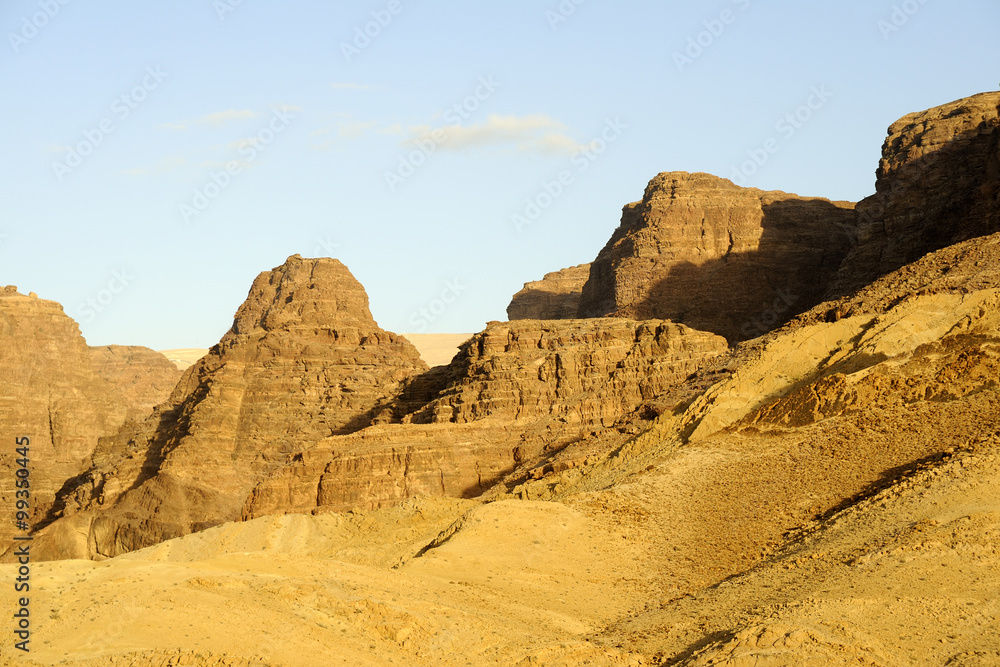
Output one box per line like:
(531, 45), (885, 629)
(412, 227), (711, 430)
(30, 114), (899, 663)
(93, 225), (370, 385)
(0, 288), (179, 545)
(38, 256), (428, 558)
(408, 319), (727, 426)
(242, 318), (728, 520)
(831, 91), (1000, 296)
(577, 172), (856, 342)
(507, 264), (591, 320)
(88, 345), (182, 423)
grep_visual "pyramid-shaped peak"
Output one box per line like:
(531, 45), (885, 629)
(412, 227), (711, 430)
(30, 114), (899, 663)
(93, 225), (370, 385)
(230, 255), (375, 335)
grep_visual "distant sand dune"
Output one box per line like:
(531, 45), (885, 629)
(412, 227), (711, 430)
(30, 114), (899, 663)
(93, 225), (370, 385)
(158, 336), (470, 371)
(158, 348), (209, 370)
(401, 333), (472, 367)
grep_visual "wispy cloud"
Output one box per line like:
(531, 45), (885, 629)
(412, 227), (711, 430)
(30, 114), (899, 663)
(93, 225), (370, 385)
(311, 115), (378, 149)
(337, 120), (378, 138)
(123, 156), (186, 176)
(407, 114), (588, 155)
(159, 109), (261, 131)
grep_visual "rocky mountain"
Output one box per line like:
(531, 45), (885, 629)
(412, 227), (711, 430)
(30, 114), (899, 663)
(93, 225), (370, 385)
(506, 263), (591, 320)
(11, 227), (1000, 664)
(576, 172), (857, 342)
(35, 256), (430, 559)
(830, 91), (1000, 296)
(0, 288), (179, 544)
(6, 91), (1000, 666)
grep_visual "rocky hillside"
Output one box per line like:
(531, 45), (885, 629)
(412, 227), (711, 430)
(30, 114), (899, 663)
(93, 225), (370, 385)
(5, 91), (1000, 666)
(8, 225), (1000, 661)
(241, 318), (727, 520)
(33, 256), (429, 559)
(506, 263), (591, 320)
(831, 91), (1000, 296)
(0, 288), (179, 543)
(575, 172), (857, 342)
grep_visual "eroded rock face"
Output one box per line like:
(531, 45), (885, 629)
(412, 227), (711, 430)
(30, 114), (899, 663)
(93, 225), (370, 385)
(577, 172), (857, 342)
(410, 319), (728, 426)
(242, 318), (728, 520)
(43, 256), (428, 557)
(0, 289), (179, 542)
(831, 92), (1000, 296)
(507, 264), (591, 320)
(88, 345), (182, 423)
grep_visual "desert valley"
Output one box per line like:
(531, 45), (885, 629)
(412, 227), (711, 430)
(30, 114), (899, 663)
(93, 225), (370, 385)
(1, 91), (999, 665)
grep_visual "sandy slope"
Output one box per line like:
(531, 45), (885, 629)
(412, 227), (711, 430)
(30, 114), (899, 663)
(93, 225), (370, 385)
(157, 349), (210, 371)
(399, 334), (472, 367)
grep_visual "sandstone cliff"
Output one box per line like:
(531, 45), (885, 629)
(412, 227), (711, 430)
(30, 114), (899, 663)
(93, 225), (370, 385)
(88, 345), (182, 423)
(831, 91), (1000, 296)
(40, 256), (428, 558)
(506, 263), (591, 320)
(0, 288), (179, 544)
(576, 172), (857, 342)
(241, 318), (728, 520)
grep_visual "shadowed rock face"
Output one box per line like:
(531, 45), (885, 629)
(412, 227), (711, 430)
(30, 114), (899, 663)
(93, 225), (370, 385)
(506, 264), (591, 320)
(830, 92), (1000, 297)
(40, 256), (429, 558)
(577, 172), (857, 343)
(0, 288), (180, 542)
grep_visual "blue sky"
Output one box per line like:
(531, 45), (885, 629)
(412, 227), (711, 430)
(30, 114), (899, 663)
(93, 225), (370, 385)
(2, 0), (998, 349)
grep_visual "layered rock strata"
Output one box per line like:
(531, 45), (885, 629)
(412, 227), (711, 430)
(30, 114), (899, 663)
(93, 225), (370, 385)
(40, 256), (428, 557)
(576, 172), (857, 342)
(831, 91), (1000, 295)
(241, 318), (728, 520)
(0, 288), (179, 542)
(506, 264), (591, 320)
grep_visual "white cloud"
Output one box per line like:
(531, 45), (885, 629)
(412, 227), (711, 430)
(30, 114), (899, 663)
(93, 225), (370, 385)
(227, 137), (261, 151)
(338, 120), (378, 138)
(123, 156), (186, 176)
(158, 109), (261, 131)
(379, 123), (405, 136)
(407, 114), (587, 154)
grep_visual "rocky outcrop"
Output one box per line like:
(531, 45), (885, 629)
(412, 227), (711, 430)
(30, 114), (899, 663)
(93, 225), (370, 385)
(40, 256), (428, 558)
(242, 318), (728, 520)
(408, 319), (728, 426)
(831, 92), (1000, 296)
(88, 345), (181, 423)
(507, 264), (591, 320)
(576, 172), (856, 342)
(0, 289), (179, 543)
(241, 423), (518, 518)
